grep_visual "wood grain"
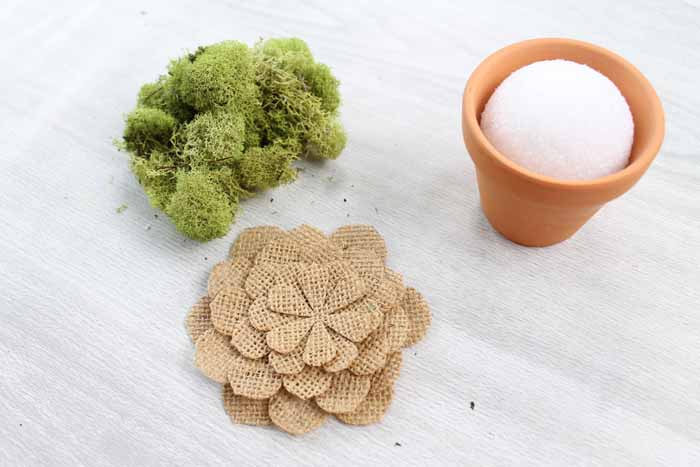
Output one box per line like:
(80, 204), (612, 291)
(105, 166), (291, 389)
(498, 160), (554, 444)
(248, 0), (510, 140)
(0, 0), (698, 465)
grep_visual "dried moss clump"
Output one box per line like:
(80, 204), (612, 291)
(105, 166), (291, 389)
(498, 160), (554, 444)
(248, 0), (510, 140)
(119, 38), (346, 241)
(166, 170), (234, 242)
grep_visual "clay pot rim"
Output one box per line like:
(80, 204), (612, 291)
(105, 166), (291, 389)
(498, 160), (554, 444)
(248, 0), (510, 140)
(462, 37), (665, 191)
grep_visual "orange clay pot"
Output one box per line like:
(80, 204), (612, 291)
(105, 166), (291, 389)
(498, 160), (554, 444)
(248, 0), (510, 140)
(462, 38), (665, 247)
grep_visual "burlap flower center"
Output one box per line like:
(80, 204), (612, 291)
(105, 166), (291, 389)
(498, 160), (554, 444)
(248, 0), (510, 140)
(264, 261), (382, 367)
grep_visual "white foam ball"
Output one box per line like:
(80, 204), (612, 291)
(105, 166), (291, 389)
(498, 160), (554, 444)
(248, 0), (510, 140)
(480, 59), (634, 180)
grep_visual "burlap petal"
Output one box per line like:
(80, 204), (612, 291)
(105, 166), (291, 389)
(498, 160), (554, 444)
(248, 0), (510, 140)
(186, 296), (213, 343)
(324, 333), (359, 373)
(255, 234), (301, 265)
(207, 260), (231, 297)
(208, 257), (252, 298)
(269, 347), (305, 375)
(371, 352), (402, 391)
(230, 317), (270, 359)
(229, 226), (285, 261)
(228, 358), (282, 400)
(349, 333), (389, 376)
(274, 263), (304, 287)
(268, 284), (314, 317)
(343, 247), (384, 292)
(330, 225), (387, 262)
(326, 260), (355, 285)
(266, 317), (314, 354)
(303, 321), (337, 366)
(194, 329), (241, 383)
(269, 390), (328, 435)
(401, 288), (431, 347)
(289, 224), (343, 264)
(222, 384), (271, 426)
(383, 269), (406, 313)
(384, 268), (405, 295)
(338, 352), (401, 424)
(244, 263), (279, 300)
(315, 371), (371, 414)
(381, 305), (409, 352)
(248, 297), (293, 331)
(297, 264), (330, 313)
(210, 287), (251, 335)
(282, 366), (333, 400)
(325, 300), (383, 342)
(288, 224), (326, 242)
(324, 272), (367, 313)
(373, 278), (400, 311)
(335, 385), (394, 426)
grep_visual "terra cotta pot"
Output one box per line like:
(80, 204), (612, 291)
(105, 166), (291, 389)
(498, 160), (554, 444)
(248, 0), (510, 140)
(462, 38), (664, 246)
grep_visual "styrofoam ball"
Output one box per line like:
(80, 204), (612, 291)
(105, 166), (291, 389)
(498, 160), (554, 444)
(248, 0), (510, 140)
(480, 59), (634, 180)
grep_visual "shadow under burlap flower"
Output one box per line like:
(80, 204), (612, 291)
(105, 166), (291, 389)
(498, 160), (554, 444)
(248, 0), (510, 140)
(186, 225), (431, 435)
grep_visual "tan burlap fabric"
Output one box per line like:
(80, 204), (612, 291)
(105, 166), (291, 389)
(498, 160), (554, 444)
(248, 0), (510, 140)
(187, 225), (431, 435)
(186, 296), (213, 343)
(223, 384), (271, 426)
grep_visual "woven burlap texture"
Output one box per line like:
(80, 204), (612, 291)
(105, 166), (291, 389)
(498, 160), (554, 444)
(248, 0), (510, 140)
(186, 225), (431, 435)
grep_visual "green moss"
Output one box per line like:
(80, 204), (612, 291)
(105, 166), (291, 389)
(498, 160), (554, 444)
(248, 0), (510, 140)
(305, 117), (347, 160)
(165, 170), (235, 241)
(304, 63), (341, 114)
(118, 38), (345, 242)
(181, 111), (246, 166)
(137, 62), (196, 123)
(123, 107), (176, 157)
(137, 81), (168, 110)
(258, 37), (313, 59)
(130, 150), (178, 210)
(210, 166), (252, 201)
(255, 56), (327, 142)
(178, 41), (259, 112)
(255, 38), (340, 113)
(237, 139), (299, 190)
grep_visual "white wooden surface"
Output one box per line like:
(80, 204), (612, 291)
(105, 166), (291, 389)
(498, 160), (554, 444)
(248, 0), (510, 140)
(1, 1), (699, 465)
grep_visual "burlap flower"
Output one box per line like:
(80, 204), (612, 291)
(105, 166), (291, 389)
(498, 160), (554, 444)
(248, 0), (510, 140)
(186, 225), (431, 435)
